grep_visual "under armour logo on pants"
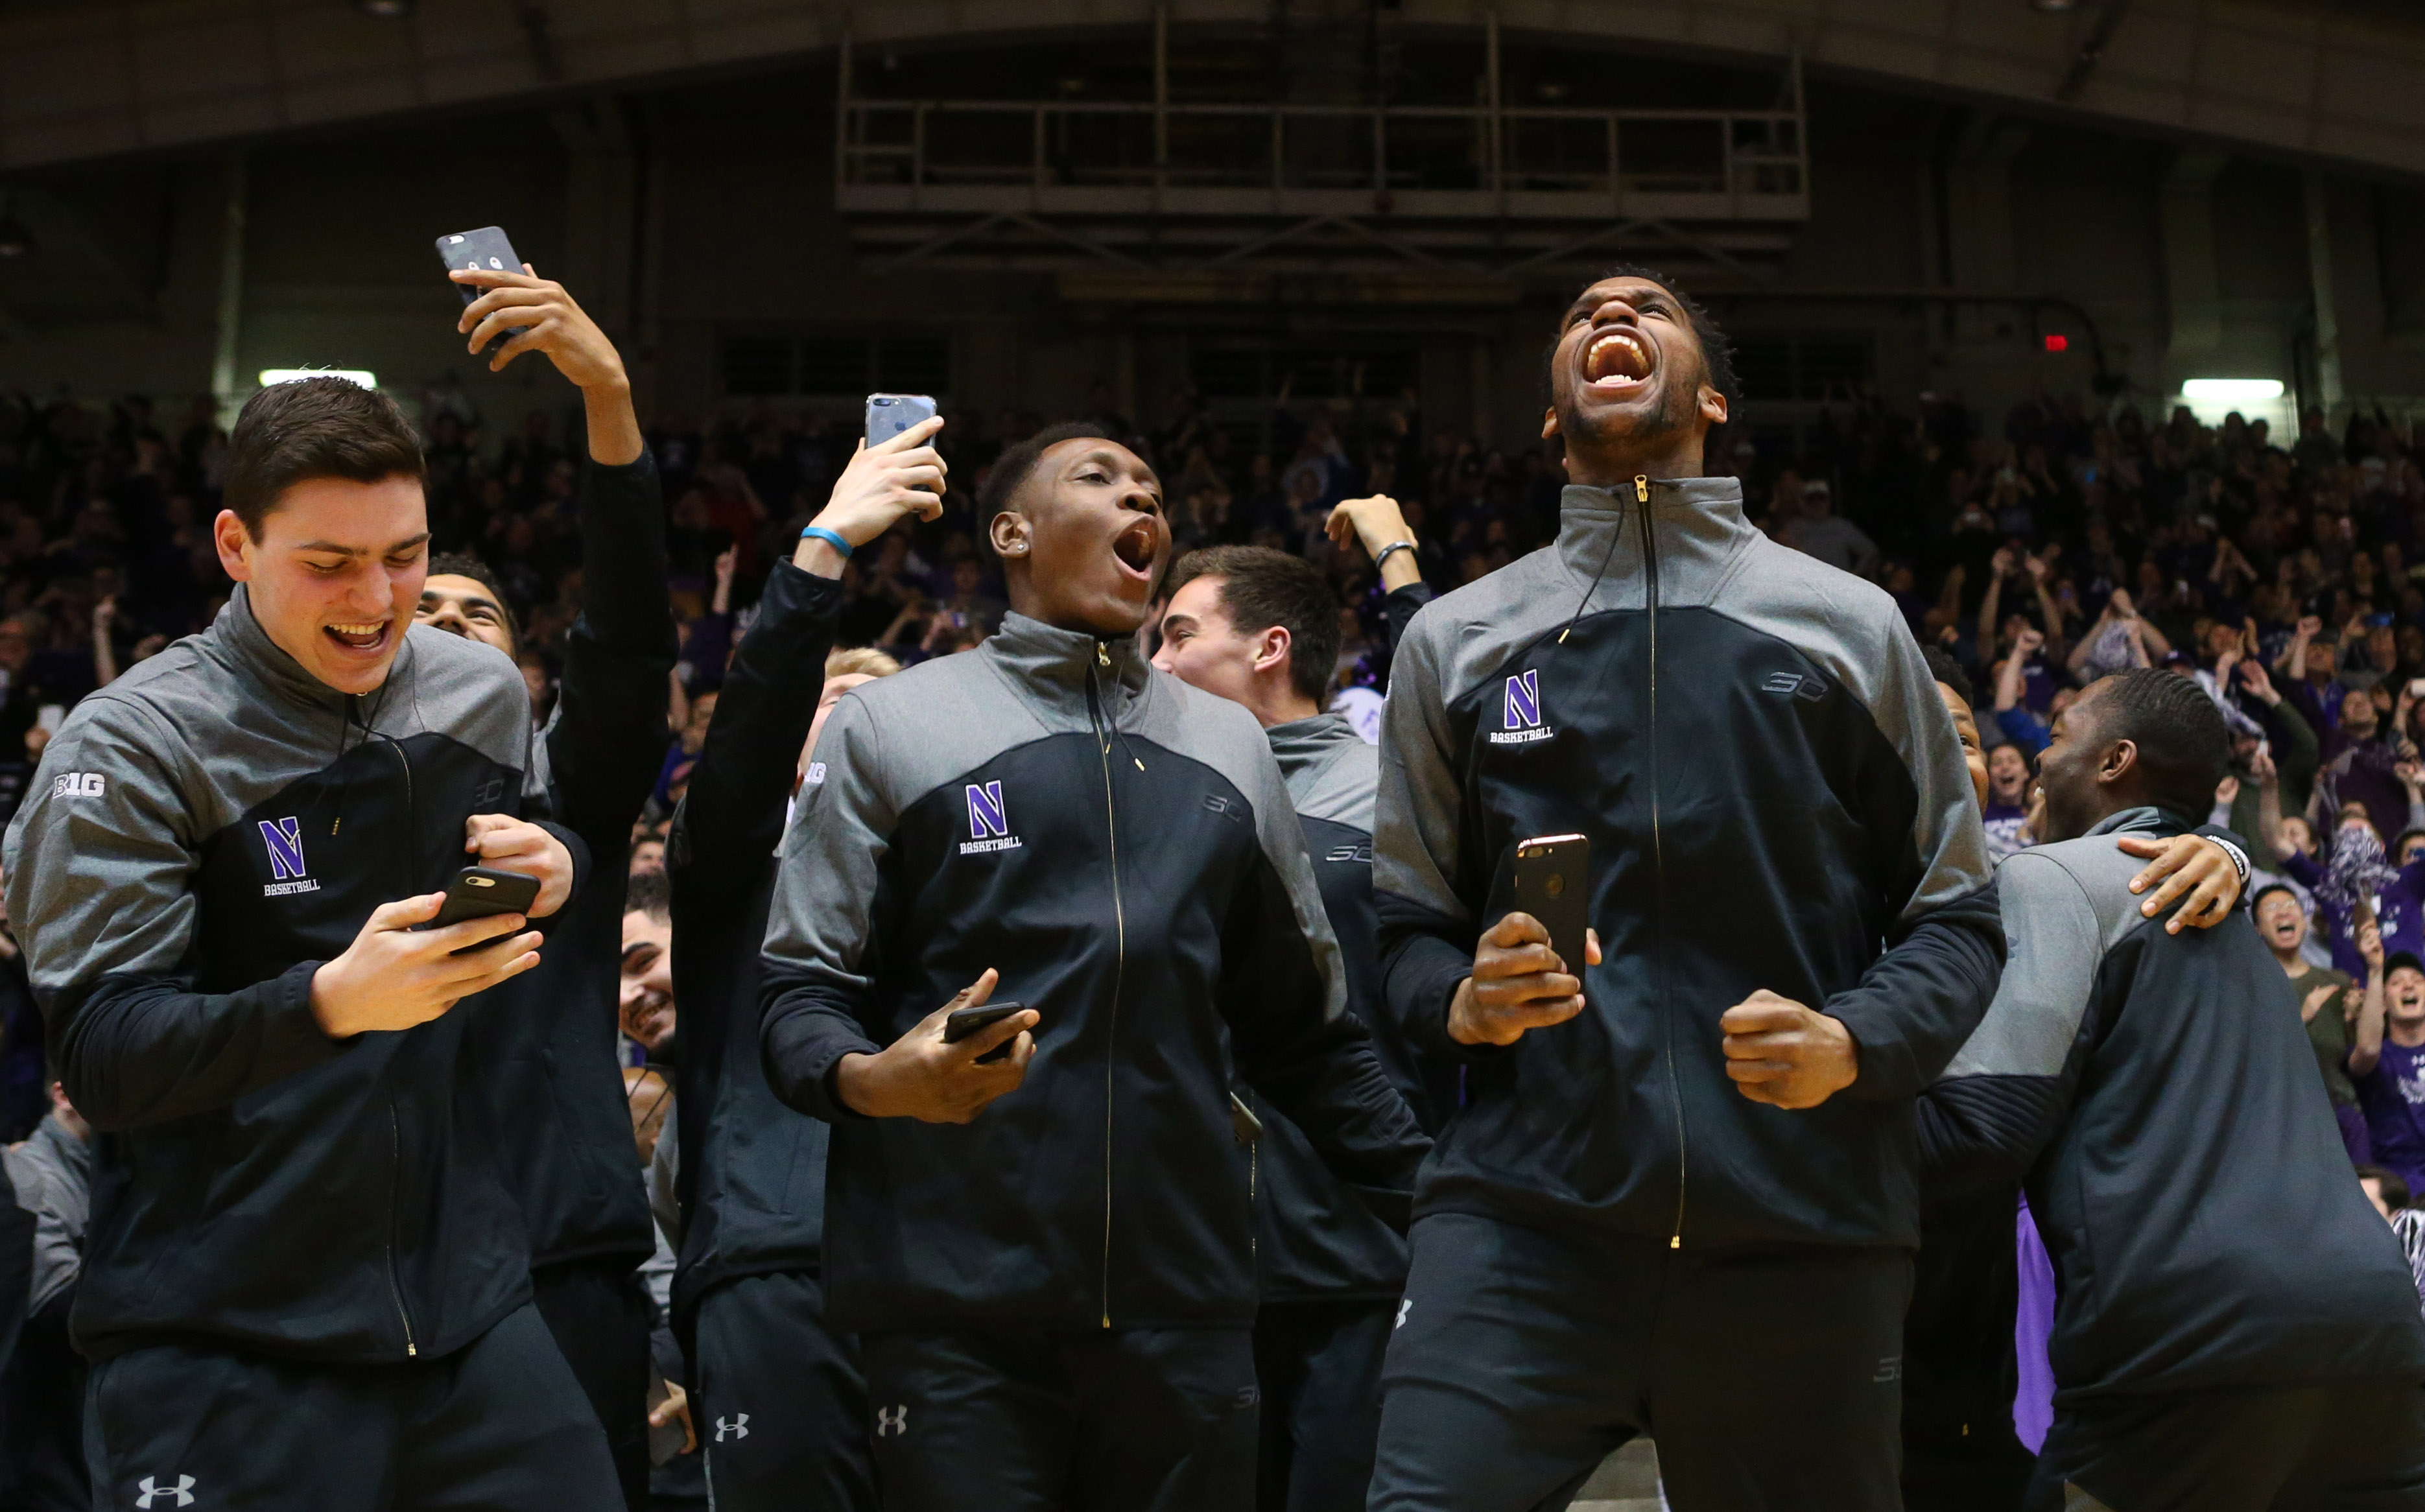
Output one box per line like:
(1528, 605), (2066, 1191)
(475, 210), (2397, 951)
(715, 1414), (750, 1442)
(136, 1476), (196, 1508)
(875, 1404), (909, 1437)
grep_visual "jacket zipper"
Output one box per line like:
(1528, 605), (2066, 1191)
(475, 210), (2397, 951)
(381, 729), (420, 1356)
(1637, 475), (1686, 1251)
(1089, 642), (1128, 1329)
(386, 1100), (419, 1356)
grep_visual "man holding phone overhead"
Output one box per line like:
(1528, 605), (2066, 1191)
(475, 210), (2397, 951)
(1, 375), (617, 1509)
(1367, 266), (2005, 1511)
(668, 414), (943, 1512)
(757, 421), (1427, 1512)
(413, 250), (679, 1511)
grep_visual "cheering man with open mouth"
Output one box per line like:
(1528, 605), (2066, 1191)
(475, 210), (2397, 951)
(1367, 268), (2005, 1511)
(758, 422), (1427, 1512)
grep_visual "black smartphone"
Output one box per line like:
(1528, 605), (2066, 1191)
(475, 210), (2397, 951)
(943, 1000), (1028, 1063)
(434, 226), (529, 355)
(414, 866), (541, 954)
(1510, 834), (1590, 987)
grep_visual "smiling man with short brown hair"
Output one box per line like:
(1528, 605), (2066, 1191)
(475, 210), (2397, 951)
(2, 373), (615, 1510)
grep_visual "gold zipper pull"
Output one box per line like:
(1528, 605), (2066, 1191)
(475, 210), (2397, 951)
(1096, 642), (1111, 668)
(1634, 475), (1650, 503)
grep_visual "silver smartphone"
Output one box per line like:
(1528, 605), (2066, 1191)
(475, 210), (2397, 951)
(866, 393), (936, 448)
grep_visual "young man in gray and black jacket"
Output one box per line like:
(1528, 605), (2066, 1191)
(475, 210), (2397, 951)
(758, 422), (1429, 1512)
(1152, 509), (1447, 1512)
(1368, 268), (2005, 1511)
(2, 377), (618, 1509)
(1926, 668), (2425, 1511)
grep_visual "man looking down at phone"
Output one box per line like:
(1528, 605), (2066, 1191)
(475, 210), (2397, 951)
(391, 261), (676, 1509)
(0, 376), (617, 1508)
(667, 421), (938, 1512)
(1367, 266), (2004, 1511)
(1921, 668), (2425, 1511)
(1152, 530), (1452, 1512)
(759, 423), (1427, 1512)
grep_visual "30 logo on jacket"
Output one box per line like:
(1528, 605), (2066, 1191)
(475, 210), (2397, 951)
(1487, 668), (1556, 747)
(959, 780), (1024, 856)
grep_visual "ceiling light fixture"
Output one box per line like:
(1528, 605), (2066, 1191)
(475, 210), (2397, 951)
(355, 0), (415, 17)
(2028, 0), (2082, 11)
(2181, 378), (2284, 404)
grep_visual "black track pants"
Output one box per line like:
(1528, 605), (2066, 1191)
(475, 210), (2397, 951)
(691, 1270), (876, 1512)
(86, 1303), (619, 1512)
(1254, 1298), (1393, 1512)
(1367, 1211), (1912, 1512)
(1902, 1419), (2033, 1512)
(2026, 1380), (2425, 1512)
(860, 1325), (1259, 1512)
(532, 1255), (654, 1511)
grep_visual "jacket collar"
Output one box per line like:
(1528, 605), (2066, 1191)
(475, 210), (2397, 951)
(980, 611), (1151, 721)
(1266, 711), (1359, 786)
(210, 585), (375, 716)
(2084, 805), (2174, 838)
(1555, 475), (1758, 611)
(31, 1112), (88, 1183)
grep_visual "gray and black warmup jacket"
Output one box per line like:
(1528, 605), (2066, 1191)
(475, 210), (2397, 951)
(1922, 807), (2425, 1399)
(1377, 477), (2004, 1251)
(670, 562), (844, 1329)
(1249, 711), (1459, 1299)
(475, 451), (672, 1275)
(758, 613), (1430, 1332)
(1, 592), (574, 1363)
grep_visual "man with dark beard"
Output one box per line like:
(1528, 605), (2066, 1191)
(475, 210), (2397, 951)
(1367, 268), (2005, 1511)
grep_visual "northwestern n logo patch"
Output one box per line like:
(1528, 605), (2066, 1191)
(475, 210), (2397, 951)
(959, 781), (1023, 856)
(1487, 668), (1555, 747)
(258, 817), (320, 897)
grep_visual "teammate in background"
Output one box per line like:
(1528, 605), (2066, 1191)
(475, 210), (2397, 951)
(1905, 648), (2246, 1511)
(0, 1078), (90, 1510)
(1151, 517), (1449, 1512)
(670, 423), (939, 1512)
(1369, 267), (2004, 1511)
(759, 422), (1427, 1512)
(2, 377), (617, 1507)
(1922, 668), (2425, 1510)
(414, 263), (677, 1508)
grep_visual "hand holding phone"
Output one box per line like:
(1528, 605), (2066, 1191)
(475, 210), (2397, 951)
(944, 1000), (1030, 1064)
(1511, 834), (1591, 979)
(413, 866), (542, 954)
(832, 970), (1039, 1122)
(801, 409), (947, 558)
(435, 228), (530, 357)
(308, 888), (543, 1038)
(866, 394), (938, 449)
(1447, 909), (1598, 1049)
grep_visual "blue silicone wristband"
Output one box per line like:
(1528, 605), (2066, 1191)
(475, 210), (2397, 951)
(800, 525), (854, 559)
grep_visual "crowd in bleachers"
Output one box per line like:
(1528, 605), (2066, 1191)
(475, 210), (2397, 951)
(5, 373), (2422, 1222)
